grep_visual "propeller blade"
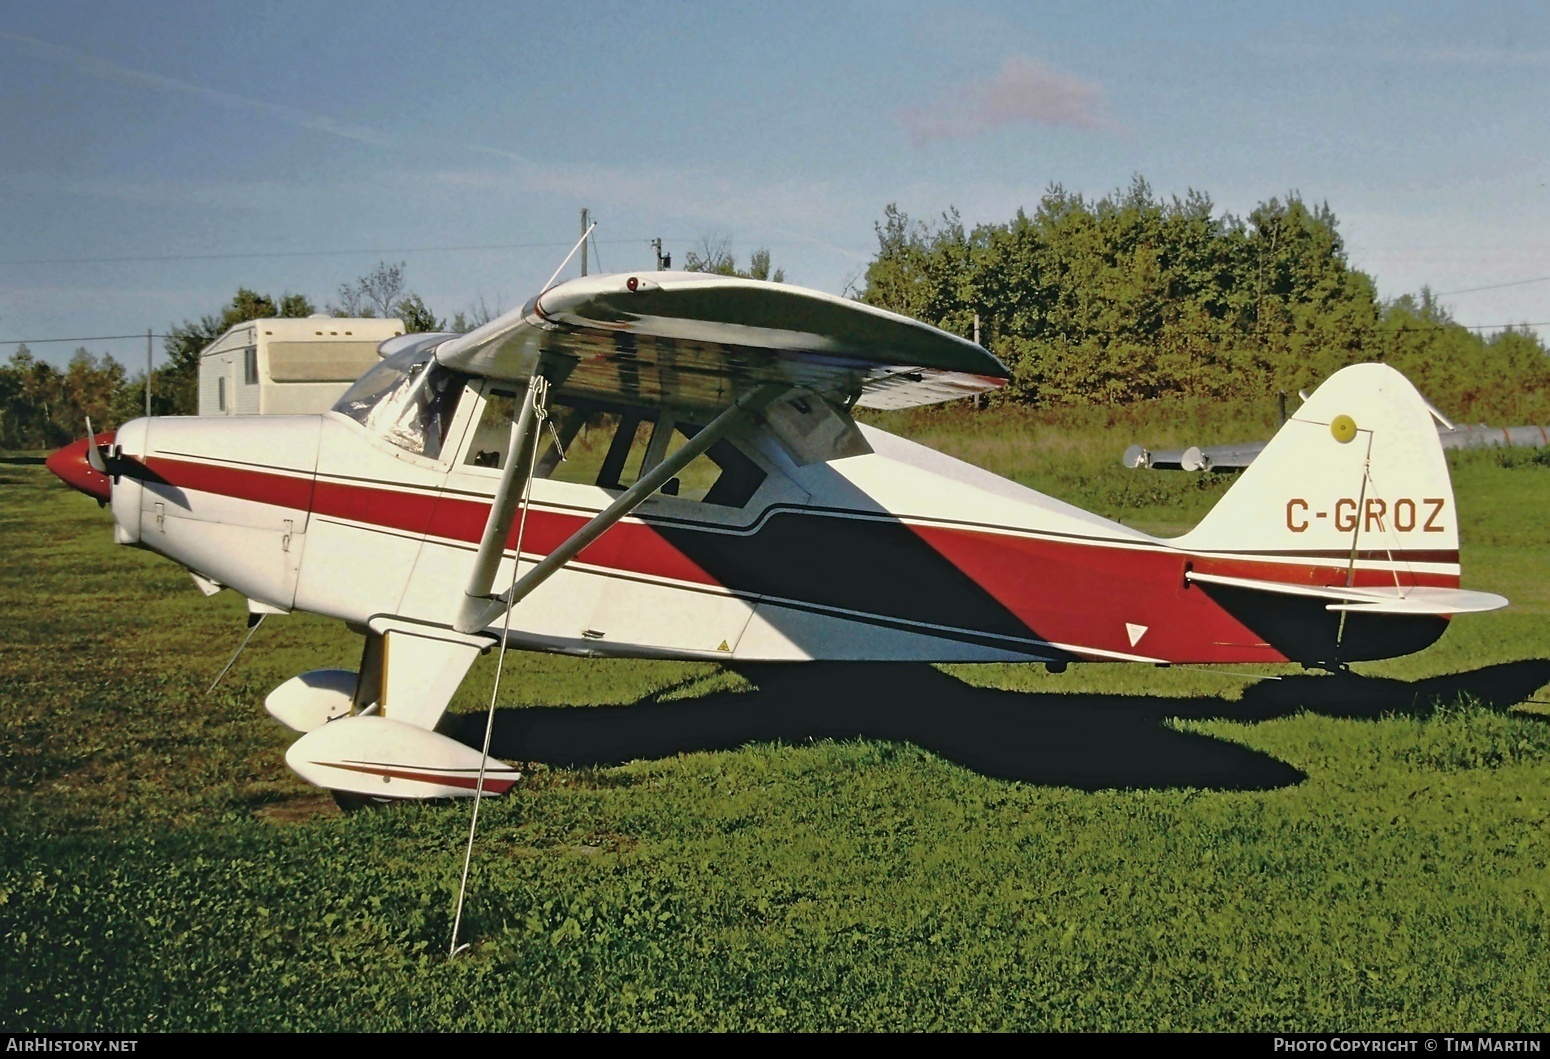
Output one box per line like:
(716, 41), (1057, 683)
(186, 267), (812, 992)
(84, 417), (110, 474)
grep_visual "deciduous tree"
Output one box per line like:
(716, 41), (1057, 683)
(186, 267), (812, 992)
(683, 235), (785, 282)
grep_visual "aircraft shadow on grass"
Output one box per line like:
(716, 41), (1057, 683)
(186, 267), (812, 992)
(447, 659), (1550, 793)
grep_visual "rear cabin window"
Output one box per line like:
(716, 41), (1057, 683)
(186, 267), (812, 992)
(464, 391), (765, 508)
(243, 348), (258, 385)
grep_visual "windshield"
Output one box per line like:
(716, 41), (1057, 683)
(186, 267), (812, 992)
(332, 347), (467, 458)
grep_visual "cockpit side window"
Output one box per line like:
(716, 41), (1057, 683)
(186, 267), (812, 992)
(460, 386), (767, 507)
(333, 347), (467, 459)
(463, 388), (519, 468)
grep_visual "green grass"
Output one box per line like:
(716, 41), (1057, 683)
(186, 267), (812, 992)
(1, 412), (1548, 1031)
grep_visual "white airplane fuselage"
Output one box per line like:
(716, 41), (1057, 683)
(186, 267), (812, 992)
(89, 397), (1460, 670)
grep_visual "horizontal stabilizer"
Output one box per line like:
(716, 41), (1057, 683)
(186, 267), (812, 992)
(1187, 571), (1508, 615)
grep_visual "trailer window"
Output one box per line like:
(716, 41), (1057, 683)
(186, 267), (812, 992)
(269, 341), (385, 383)
(243, 348), (258, 385)
(333, 347), (466, 459)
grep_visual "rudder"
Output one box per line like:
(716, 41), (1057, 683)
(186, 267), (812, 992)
(1177, 363), (1459, 570)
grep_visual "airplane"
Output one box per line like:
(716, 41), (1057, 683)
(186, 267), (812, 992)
(46, 270), (1509, 804)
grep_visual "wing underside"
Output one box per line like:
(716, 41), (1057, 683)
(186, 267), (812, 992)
(430, 272), (1008, 415)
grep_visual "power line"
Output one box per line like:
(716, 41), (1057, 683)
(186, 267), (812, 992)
(0, 333), (170, 344)
(0, 238), (683, 268)
(0, 237), (845, 268)
(1428, 320), (1550, 331)
(1434, 275), (1550, 297)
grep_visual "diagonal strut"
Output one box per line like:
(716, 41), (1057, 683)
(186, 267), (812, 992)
(454, 382), (787, 635)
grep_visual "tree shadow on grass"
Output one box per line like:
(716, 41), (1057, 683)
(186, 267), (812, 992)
(447, 659), (1545, 792)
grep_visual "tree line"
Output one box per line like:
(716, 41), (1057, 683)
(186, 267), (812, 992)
(859, 177), (1549, 420)
(5, 184), (1547, 449)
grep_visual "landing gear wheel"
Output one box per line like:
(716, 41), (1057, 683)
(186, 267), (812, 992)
(331, 790), (394, 813)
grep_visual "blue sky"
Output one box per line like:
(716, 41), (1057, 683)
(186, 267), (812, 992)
(3, 1), (1548, 369)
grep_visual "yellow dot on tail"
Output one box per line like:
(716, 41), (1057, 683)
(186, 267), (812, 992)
(1330, 414), (1357, 443)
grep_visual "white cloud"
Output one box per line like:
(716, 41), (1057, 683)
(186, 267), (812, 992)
(899, 55), (1111, 144)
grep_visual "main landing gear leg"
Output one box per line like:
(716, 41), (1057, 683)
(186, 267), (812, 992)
(282, 619), (518, 803)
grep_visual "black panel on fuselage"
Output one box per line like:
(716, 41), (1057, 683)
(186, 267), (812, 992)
(1196, 584), (1447, 665)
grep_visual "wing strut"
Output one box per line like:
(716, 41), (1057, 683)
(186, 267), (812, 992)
(454, 382), (787, 635)
(458, 369), (554, 628)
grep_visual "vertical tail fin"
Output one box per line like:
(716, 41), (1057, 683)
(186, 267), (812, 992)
(1176, 363), (1459, 574)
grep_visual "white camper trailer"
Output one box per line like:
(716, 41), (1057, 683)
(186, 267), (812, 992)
(197, 316), (406, 416)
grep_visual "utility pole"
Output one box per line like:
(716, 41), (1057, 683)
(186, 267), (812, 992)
(651, 238), (671, 271)
(145, 328), (153, 417)
(972, 314), (982, 410)
(580, 208), (589, 277)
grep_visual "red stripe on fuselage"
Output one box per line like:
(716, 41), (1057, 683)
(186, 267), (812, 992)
(1190, 553), (1457, 588)
(312, 476), (440, 536)
(419, 492), (718, 586)
(144, 454), (1461, 663)
(146, 456), (315, 511)
(142, 456), (720, 587)
(912, 525), (1458, 661)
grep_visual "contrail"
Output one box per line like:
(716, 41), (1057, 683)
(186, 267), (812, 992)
(0, 30), (397, 148)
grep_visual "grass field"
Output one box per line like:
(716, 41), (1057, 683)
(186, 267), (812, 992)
(2, 401), (1548, 1031)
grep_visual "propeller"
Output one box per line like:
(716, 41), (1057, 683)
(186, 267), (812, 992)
(83, 417), (114, 476)
(46, 419), (119, 502)
(80, 416), (142, 484)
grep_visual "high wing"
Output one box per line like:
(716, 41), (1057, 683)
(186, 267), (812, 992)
(429, 271), (1006, 635)
(431, 271), (1008, 413)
